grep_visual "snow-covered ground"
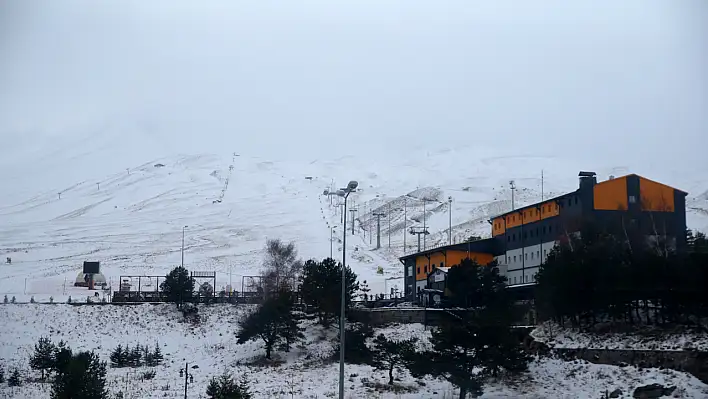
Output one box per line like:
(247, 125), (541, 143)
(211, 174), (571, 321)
(531, 321), (708, 352)
(1, 304), (707, 399)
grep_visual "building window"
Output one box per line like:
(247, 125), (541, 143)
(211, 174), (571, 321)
(531, 252), (534, 259)
(525, 275), (529, 282)
(523, 232), (527, 239)
(440, 262), (444, 268)
(507, 236), (511, 242)
(424, 266), (428, 273)
(575, 197), (579, 205)
(549, 225), (553, 233)
(544, 249), (547, 256)
(408, 266), (413, 276)
(629, 195), (637, 204)
(513, 256), (517, 262)
(543, 226), (547, 234)
(417, 267), (420, 274)
(525, 253), (528, 260)
(514, 277), (516, 284)
(537, 250), (540, 257)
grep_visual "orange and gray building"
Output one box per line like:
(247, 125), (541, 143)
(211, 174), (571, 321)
(399, 172), (688, 302)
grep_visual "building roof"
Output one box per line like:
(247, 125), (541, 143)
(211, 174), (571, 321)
(489, 173), (687, 221)
(398, 238), (499, 262)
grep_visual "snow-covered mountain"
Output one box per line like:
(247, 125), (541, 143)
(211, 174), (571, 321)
(1, 129), (706, 301)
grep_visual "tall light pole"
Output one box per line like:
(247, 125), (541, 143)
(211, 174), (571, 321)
(510, 180), (516, 211)
(336, 180), (358, 399)
(388, 203), (391, 248)
(448, 196), (453, 245)
(181, 225), (188, 268)
(422, 198), (427, 250)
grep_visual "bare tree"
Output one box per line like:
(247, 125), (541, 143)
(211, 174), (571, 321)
(261, 239), (303, 296)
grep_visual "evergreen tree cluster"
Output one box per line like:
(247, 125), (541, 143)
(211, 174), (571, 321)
(8, 369), (21, 387)
(0, 363), (5, 383)
(26, 337), (108, 398)
(206, 373), (253, 399)
(300, 257), (359, 327)
(536, 230), (708, 328)
(237, 288), (304, 360)
(110, 343), (163, 368)
(407, 259), (530, 399)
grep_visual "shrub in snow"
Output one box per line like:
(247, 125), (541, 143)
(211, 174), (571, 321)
(370, 334), (418, 386)
(8, 369), (21, 387)
(30, 337), (56, 381)
(49, 296), (54, 304)
(10, 296), (15, 304)
(206, 373), (252, 399)
(109, 345), (128, 368)
(331, 324), (374, 365)
(67, 296), (72, 304)
(3, 295), (7, 304)
(50, 350), (108, 399)
(30, 296), (35, 303)
(140, 370), (156, 381)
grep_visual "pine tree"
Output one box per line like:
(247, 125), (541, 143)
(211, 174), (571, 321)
(127, 345), (142, 367)
(10, 296), (15, 304)
(359, 280), (371, 302)
(52, 341), (72, 377)
(30, 337), (57, 380)
(160, 266), (195, 307)
(110, 345), (127, 368)
(332, 323), (374, 365)
(300, 258), (359, 327)
(8, 369), (21, 387)
(206, 374), (252, 399)
(50, 351), (108, 399)
(370, 334), (417, 385)
(408, 259), (530, 399)
(152, 343), (163, 365)
(237, 288), (303, 360)
(3, 295), (7, 304)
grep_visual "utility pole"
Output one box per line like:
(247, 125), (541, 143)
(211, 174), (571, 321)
(181, 225), (188, 268)
(97, 182), (100, 191)
(349, 208), (357, 235)
(422, 198), (428, 250)
(373, 212), (385, 249)
(387, 203), (391, 248)
(448, 196), (453, 245)
(409, 227), (429, 253)
(403, 197), (407, 252)
(541, 170), (544, 201)
(510, 180), (516, 210)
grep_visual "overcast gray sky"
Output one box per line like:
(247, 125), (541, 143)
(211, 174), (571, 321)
(1, 0), (706, 165)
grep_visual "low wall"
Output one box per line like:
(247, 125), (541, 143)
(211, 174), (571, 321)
(548, 347), (708, 384)
(349, 308), (462, 326)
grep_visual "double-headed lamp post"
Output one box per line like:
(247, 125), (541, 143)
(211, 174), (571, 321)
(336, 180), (358, 399)
(181, 225), (188, 268)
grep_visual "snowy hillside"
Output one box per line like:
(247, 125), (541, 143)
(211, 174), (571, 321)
(1, 135), (707, 302)
(1, 304), (707, 399)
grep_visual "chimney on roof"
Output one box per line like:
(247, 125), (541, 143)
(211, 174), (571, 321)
(578, 171), (597, 191)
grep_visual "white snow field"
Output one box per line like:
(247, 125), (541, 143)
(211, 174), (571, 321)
(1, 304), (707, 399)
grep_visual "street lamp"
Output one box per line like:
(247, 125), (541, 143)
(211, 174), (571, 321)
(336, 180), (358, 399)
(181, 225), (188, 268)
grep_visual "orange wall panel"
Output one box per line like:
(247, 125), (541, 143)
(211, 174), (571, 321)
(640, 177), (675, 212)
(506, 213), (522, 229)
(593, 177), (628, 211)
(446, 251), (494, 267)
(415, 256), (429, 281)
(492, 217), (506, 237)
(540, 201), (560, 219)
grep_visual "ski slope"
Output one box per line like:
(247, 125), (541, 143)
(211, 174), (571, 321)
(1, 128), (707, 302)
